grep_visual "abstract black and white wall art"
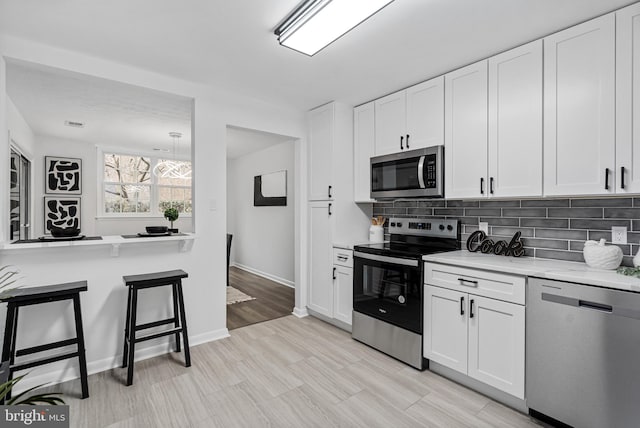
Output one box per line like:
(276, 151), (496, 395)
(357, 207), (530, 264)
(44, 197), (81, 233)
(45, 156), (82, 194)
(254, 170), (287, 206)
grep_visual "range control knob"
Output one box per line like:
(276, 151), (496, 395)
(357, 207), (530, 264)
(397, 222), (403, 227)
(439, 224), (445, 231)
(447, 225), (453, 231)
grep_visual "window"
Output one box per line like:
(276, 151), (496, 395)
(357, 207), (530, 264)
(101, 151), (191, 216)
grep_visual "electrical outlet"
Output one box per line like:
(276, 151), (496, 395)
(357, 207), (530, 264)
(479, 222), (489, 234)
(612, 226), (627, 244)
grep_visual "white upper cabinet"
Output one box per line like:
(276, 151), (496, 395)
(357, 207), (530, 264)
(543, 14), (616, 196)
(375, 91), (406, 156)
(354, 102), (376, 202)
(308, 103), (335, 201)
(406, 77), (445, 150)
(617, 3), (640, 193)
(375, 76), (444, 156)
(445, 60), (489, 199)
(488, 40), (543, 198)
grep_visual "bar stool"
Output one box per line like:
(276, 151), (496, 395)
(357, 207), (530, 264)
(122, 269), (190, 386)
(0, 281), (89, 400)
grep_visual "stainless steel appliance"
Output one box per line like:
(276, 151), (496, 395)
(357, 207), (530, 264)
(527, 277), (640, 428)
(370, 146), (444, 200)
(352, 218), (459, 369)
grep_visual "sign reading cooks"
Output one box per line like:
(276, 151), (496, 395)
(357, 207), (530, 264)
(466, 231), (525, 257)
(1, 406), (69, 427)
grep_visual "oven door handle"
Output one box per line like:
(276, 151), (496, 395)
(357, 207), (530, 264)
(354, 251), (419, 267)
(417, 156), (426, 189)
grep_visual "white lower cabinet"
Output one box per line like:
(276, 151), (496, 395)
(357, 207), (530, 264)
(308, 201), (334, 317)
(424, 264), (525, 399)
(333, 265), (353, 325)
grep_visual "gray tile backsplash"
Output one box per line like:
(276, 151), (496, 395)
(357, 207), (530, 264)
(372, 197), (640, 266)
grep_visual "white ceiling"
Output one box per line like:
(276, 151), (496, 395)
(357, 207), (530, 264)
(226, 126), (295, 160)
(0, 0), (636, 111)
(6, 59), (192, 151)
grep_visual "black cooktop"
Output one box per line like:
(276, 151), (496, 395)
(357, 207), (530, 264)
(354, 238), (459, 259)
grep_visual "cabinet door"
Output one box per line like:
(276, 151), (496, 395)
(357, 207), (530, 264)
(308, 201), (334, 317)
(445, 61), (489, 199)
(354, 102), (376, 202)
(308, 103), (334, 201)
(467, 295), (525, 399)
(617, 3), (640, 194)
(374, 90), (406, 156)
(424, 286), (468, 374)
(333, 265), (353, 325)
(406, 76), (445, 150)
(488, 41), (543, 198)
(544, 14), (616, 196)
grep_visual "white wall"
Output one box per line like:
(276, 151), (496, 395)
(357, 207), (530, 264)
(31, 135), (192, 237)
(227, 140), (295, 286)
(0, 36), (307, 391)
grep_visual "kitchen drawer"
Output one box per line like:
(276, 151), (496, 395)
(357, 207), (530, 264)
(425, 263), (525, 305)
(333, 248), (353, 268)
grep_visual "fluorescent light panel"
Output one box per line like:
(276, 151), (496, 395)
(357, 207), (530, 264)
(277, 0), (394, 56)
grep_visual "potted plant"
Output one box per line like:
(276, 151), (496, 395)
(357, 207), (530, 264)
(164, 207), (179, 233)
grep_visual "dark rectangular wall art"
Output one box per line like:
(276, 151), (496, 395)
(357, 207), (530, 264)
(45, 156), (82, 194)
(44, 197), (81, 234)
(254, 170), (287, 206)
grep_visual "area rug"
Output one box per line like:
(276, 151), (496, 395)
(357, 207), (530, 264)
(226, 286), (256, 305)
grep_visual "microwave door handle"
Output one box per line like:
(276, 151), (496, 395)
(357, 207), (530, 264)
(418, 156), (426, 188)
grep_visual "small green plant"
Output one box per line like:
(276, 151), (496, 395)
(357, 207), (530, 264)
(0, 374), (65, 405)
(164, 207), (179, 230)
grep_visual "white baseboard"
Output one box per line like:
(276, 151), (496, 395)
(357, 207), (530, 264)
(12, 328), (230, 394)
(292, 307), (308, 318)
(233, 263), (295, 289)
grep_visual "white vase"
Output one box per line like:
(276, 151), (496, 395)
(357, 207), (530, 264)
(369, 225), (384, 243)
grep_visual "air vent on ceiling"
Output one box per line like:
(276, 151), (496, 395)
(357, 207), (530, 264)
(64, 120), (85, 128)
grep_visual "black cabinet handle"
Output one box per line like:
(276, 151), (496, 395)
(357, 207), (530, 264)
(490, 177), (494, 194)
(328, 203), (332, 216)
(400, 135), (404, 150)
(480, 177), (484, 195)
(621, 166), (626, 190)
(460, 296), (465, 316)
(333, 267), (337, 280)
(469, 299), (475, 318)
(605, 168), (610, 190)
(328, 185), (332, 198)
(458, 278), (478, 286)
(406, 134), (410, 149)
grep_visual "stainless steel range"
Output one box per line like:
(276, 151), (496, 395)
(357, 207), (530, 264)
(352, 218), (460, 369)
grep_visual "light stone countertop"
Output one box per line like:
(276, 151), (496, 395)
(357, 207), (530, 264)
(423, 250), (640, 293)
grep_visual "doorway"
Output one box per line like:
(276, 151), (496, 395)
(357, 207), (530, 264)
(10, 145), (31, 241)
(225, 125), (297, 330)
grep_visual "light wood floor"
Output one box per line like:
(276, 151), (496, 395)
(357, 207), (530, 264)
(44, 315), (545, 428)
(227, 266), (295, 330)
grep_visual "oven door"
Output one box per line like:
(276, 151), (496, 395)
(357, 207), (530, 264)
(353, 251), (422, 334)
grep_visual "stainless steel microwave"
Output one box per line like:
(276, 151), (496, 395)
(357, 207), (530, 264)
(370, 146), (444, 199)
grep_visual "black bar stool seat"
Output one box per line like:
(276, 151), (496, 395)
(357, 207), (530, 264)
(1, 281), (89, 400)
(122, 269), (190, 386)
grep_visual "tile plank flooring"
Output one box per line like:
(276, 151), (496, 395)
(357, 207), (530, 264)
(45, 315), (545, 428)
(227, 266), (295, 330)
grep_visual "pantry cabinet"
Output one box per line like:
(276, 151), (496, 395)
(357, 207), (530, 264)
(424, 263), (525, 399)
(374, 76), (444, 156)
(617, 3), (640, 193)
(543, 14), (616, 196)
(308, 103), (335, 201)
(354, 102), (376, 202)
(308, 201), (334, 317)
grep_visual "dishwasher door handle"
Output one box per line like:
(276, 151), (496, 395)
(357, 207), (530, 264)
(542, 292), (613, 313)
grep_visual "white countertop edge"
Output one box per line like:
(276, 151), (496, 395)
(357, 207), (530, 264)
(423, 250), (640, 293)
(0, 233), (196, 251)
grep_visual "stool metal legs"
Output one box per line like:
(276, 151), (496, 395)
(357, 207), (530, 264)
(172, 284), (181, 353)
(72, 295), (89, 398)
(176, 281), (191, 367)
(126, 286), (138, 386)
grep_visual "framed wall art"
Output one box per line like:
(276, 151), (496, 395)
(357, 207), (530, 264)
(254, 170), (287, 206)
(45, 156), (82, 194)
(44, 197), (81, 234)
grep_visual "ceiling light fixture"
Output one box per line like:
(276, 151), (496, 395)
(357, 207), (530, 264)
(152, 132), (191, 179)
(274, 0), (394, 56)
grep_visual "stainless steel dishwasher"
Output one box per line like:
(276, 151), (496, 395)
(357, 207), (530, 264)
(527, 277), (640, 428)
